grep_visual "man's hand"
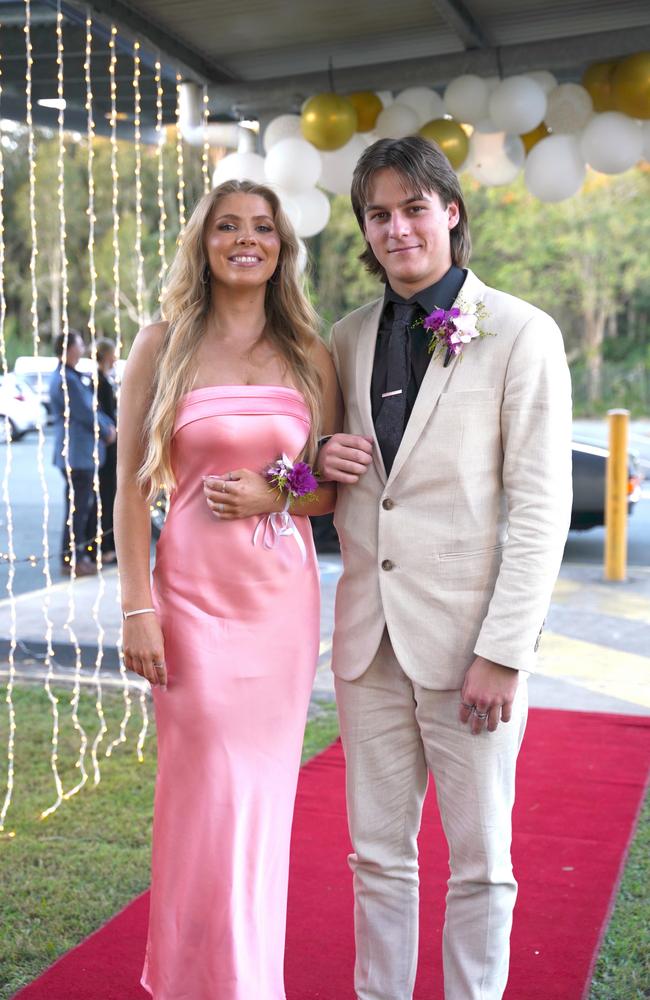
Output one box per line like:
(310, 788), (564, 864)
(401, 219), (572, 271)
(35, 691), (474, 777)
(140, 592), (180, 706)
(317, 433), (373, 484)
(459, 656), (519, 734)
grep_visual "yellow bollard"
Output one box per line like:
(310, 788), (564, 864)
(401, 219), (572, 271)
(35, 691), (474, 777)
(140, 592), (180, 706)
(604, 409), (629, 581)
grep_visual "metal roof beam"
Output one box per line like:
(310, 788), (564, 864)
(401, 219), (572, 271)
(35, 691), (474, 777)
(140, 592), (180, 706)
(59, 0), (238, 84)
(431, 0), (491, 49)
(207, 24), (650, 117)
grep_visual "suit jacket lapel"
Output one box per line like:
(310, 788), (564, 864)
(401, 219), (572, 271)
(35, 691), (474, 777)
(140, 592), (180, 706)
(354, 298), (387, 481)
(387, 269), (487, 485)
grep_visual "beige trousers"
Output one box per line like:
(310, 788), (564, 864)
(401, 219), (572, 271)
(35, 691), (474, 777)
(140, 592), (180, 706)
(335, 630), (528, 1000)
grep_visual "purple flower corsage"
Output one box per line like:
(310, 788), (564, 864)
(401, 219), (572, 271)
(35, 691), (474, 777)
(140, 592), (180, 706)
(265, 453), (319, 506)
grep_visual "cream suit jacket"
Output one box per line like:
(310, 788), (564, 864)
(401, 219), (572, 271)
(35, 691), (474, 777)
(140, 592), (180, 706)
(330, 268), (573, 689)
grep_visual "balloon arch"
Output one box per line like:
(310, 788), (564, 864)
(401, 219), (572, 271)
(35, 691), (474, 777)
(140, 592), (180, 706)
(201, 52), (650, 240)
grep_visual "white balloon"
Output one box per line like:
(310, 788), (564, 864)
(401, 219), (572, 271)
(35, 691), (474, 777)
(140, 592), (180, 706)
(641, 120), (650, 162)
(272, 188), (302, 231)
(579, 111), (644, 174)
(263, 114), (302, 153)
(395, 87), (445, 126)
(526, 70), (558, 96)
(297, 238), (309, 274)
(467, 131), (525, 186)
(292, 188), (331, 238)
(264, 137), (321, 193)
(318, 134), (367, 195)
(489, 76), (547, 134)
(212, 151), (266, 186)
(444, 75), (490, 125)
(546, 84), (593, 134)
(524, 134), (585, 202)
(374, 102), (419, 138)
(473, 117), (501, 134)
(375, 90), (394, 108)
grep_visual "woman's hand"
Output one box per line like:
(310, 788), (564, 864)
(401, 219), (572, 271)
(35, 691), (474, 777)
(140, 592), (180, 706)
(122, 613), (167, 688)
(203, 469), (282, 521)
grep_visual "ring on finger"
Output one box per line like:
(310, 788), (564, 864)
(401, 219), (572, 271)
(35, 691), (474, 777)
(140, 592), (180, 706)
(461, 701), (475, 711)
(217, 502), (224, 513)
(474, 709), (489, 720)
(222, 480), (228, 493)
(227, 471), (233, 481)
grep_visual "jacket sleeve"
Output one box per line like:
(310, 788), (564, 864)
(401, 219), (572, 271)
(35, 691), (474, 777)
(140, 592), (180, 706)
(473, 312), (573, 672)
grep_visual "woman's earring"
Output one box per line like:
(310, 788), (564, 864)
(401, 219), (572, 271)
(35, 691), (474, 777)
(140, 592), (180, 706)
(269, 266), (281, 286)
(201, 265), (210, 285)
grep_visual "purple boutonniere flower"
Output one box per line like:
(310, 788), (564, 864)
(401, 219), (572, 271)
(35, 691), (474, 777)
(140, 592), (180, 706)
(417, 300), (493, 367)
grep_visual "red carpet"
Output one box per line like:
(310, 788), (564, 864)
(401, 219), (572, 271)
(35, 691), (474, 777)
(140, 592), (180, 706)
(15, 709), (649, 1000)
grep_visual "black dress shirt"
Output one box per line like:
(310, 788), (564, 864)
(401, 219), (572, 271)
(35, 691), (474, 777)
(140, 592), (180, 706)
(371, 266), (466, 429)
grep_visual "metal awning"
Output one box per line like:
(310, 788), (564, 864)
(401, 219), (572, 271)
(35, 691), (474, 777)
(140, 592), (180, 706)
(0, 0), (649, 132)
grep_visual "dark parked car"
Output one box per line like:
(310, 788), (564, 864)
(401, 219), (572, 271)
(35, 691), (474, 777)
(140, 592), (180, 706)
(150, 441), (643, 548)
(570, 440), (641, 531)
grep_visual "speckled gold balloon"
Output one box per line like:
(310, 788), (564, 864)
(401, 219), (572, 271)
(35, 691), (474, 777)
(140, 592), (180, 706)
(301, 93), (358, 151)
(520, 121), (551, 153)
(581, 61), (618, 113)
(346, 91), (383, 132)
(419, 118), (469, 170)
(612, 51), (650, 119)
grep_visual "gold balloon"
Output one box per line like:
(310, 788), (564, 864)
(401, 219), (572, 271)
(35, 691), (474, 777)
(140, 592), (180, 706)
(346, 91), (383, 132)
(612, 51), (650, 120)
(581, 61), (618, 112)
(301, 93), (358, 151)
(418, 118), (469, 170)
(520, 121), (551, 153)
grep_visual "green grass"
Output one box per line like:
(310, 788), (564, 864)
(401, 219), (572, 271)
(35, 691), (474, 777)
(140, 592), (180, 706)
(1, 685), (647, 999)
(0, 683), (341, 999)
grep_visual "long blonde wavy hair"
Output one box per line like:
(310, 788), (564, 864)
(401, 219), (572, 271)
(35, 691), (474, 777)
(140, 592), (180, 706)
(138, 180), (323, 499)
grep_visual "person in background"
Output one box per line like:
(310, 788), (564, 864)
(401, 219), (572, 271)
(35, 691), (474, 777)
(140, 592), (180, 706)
(49, 330), (116, 577)
(96, 338), (118, 564)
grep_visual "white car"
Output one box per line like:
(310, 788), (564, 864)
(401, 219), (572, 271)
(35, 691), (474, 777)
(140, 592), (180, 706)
(0, 373), (48, 440)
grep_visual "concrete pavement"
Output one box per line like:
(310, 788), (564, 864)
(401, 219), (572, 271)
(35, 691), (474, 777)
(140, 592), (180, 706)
(0, 555), (648, 718)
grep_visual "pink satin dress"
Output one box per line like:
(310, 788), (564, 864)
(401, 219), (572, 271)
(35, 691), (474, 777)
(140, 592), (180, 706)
(141, 385), (320, 1000)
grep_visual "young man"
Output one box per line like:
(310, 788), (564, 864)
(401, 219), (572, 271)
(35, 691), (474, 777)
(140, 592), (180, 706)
(319, 136), (572, 1000)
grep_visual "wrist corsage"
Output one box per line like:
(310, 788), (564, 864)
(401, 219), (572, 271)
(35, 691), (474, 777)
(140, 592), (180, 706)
(264, 453), (319, 507)
(253, 454), (318, 565)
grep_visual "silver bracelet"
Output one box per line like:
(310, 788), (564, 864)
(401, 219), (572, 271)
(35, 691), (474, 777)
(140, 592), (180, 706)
(122, 607), (156, 622)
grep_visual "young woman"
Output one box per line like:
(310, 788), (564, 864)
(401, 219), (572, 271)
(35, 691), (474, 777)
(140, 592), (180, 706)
(114, 179), (340, 1000)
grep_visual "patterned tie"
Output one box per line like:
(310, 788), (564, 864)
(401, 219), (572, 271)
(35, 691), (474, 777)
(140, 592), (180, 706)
(375, 301), (419, 475)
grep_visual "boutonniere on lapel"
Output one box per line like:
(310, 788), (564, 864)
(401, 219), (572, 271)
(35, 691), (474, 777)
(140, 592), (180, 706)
(413, 300), (493, 368)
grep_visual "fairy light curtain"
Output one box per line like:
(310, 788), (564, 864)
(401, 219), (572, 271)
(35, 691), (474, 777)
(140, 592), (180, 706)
(0, 1), (209, 833)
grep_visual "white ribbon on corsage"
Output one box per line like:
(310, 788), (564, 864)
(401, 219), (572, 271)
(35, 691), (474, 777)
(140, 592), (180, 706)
(252, 495), (307, 564)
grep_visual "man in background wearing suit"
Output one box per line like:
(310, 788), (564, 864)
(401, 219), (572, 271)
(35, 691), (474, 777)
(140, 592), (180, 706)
(50, 330), (116, 576)
(318, 137), (572, 1000)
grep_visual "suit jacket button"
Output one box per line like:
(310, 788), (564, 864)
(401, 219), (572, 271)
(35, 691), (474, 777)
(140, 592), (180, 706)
(382, 498), (394, 510)
(381, 559), (394, 571)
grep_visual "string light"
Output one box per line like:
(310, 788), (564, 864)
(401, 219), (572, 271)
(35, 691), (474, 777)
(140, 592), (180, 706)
(154, 58), (167, 291)
(24, 0), (63, 819)
(175, 73), (186, 229)
(133, 40), (145, 326)
(85, 11), (108, 785)
(55, 0), (89, 807)
(105, 24), (133, 759)
(202, 84), (211, 195)
(108, 26), (122, 366)
(0, 22), (17, 838)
